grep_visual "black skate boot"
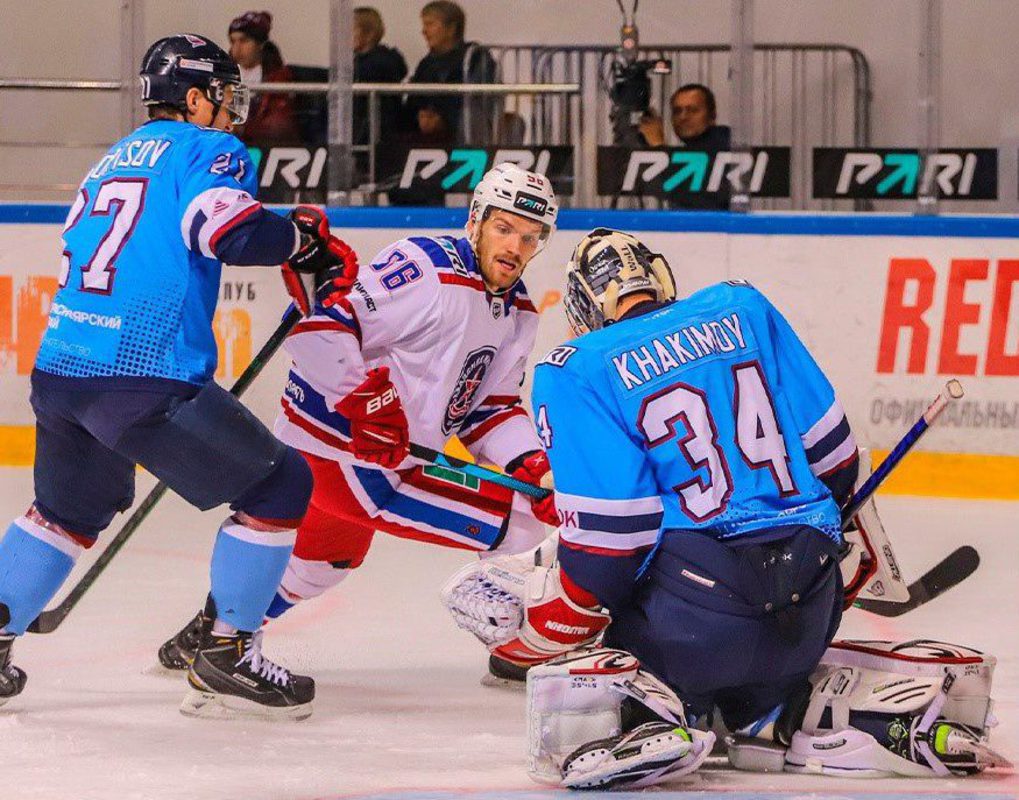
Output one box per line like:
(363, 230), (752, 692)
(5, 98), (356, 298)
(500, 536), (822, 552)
(182, 624), (315, 721)
(157, 609), (207, 670)
(480, 653), (529, 689)
(0, 633), (27, 707)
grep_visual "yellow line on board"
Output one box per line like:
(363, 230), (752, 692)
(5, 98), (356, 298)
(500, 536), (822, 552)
(0, 426), (1015, 500)
(870, 449), (1019, 501)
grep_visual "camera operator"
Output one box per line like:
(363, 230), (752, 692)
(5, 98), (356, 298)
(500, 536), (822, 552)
(638, 83), (732, 210)
(639, 84), (730, 150)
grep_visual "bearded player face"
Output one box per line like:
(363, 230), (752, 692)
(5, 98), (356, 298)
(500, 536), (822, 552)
(474, 210), (545, 293)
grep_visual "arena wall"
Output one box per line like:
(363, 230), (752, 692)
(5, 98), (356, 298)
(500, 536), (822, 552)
(1, 205), (1017, 499)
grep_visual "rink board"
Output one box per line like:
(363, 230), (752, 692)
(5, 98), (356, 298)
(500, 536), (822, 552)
(1, 206), (1018, 498)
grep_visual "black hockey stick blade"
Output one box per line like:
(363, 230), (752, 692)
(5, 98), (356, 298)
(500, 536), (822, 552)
(26, 307), (302, 634)
(854, 545), (980, 617)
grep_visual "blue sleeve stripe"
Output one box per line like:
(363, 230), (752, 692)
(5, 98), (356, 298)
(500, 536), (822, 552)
(284, 370), (352, 437)
(407, 236), (453, 270)
(805, 415), (852, 465)
(188, 209), (207, 254)
(214, 207), (295, 266)
(577, 511), (664, 535)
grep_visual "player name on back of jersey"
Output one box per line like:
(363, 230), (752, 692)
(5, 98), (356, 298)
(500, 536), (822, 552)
(87, 137), (173, 180)
(612, 311), (751, 390)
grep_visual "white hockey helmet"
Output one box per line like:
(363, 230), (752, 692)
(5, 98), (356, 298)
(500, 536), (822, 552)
(564, 228), (676, 334)
(466, 162), (559, 254)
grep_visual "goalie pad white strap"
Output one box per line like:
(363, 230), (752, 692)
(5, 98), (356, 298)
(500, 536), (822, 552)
(788, 638), (1002, 777)
(527, 648), (640, 784)
(526, 647), (712, 787)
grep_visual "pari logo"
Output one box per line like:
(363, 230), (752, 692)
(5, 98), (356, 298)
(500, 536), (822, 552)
(250, 146), (328, 190)
(512, 191), (548, 215)
(814, 148), (997, 199)
(621, 150), (771, 193)
(399, 148), (554, 190)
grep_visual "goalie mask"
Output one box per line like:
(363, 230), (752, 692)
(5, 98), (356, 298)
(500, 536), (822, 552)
(467, 163), (558, 256)
(564, 229), (676, 334)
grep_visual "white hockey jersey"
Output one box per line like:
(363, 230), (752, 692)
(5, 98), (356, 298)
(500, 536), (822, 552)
(274, 234), (543, 471)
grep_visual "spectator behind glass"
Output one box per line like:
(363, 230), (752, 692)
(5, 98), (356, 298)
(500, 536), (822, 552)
(405, 1), (496, 142)
(353, 7), (408, 146)
(229, 10), (301, 145)
(638, 83), (731, 210)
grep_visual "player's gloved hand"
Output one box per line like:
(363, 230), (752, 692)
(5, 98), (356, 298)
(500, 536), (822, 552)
(442, 557), (610, 667)
(508, 450), (558, 526)
(282, 205), (359, 317)
(336, 367), (410, 469)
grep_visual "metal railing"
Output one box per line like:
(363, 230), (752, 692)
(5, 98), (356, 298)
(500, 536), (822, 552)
(475, 43), (871, 208)
(0, 40), (869, 209)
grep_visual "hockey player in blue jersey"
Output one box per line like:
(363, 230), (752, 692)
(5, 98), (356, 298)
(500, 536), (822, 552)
(446, 229), (1008, 786)
(0, 34), (357, 720)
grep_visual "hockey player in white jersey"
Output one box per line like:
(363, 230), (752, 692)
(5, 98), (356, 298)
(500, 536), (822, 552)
(158, 163), (560, 682)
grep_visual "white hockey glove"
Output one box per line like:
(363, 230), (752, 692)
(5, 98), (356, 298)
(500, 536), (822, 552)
(441, 554), (610, 667)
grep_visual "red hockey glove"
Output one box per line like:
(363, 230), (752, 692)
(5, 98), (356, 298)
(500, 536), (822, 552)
(510, 450), (558, 526)
(282, 205), (359, 316)
(336, 367), (410, 469)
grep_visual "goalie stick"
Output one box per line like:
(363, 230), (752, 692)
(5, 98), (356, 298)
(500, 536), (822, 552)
(841, 380), (978, 617)
(26, 306), (303, 635)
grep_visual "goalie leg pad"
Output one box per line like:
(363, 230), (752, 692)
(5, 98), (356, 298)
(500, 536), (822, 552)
(526, 648), (714, 788)
(786, 639), (1011, 777)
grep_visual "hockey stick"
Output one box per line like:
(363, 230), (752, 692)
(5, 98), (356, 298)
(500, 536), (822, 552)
(26, 307), (302, 634)
(841, 379), (964, 526)
(855, 545), (980, 617)
(839, 380), (979, 617)
(409, 443), (550, 500)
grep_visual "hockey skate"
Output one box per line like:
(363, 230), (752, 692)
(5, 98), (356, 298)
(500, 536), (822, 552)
(562, 721), (711, 789)
(0, 634), (27, 707)
(181, 627), (314, 721)
(480, 653), (529, 689)
(157, 609), (206, 670)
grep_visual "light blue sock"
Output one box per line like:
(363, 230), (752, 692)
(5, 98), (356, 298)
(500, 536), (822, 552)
(209, 519), (295, 632)
(0, 517), (81, 635)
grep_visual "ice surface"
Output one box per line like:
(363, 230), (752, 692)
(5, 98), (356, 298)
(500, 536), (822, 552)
(1, 466), (1016, 800)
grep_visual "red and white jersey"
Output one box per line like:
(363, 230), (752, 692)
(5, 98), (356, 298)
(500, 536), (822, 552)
(274, 234), (543, 471)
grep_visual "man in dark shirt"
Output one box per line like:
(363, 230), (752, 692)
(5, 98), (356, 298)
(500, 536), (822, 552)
(353, 7), (407, 146)
(405, 1), (496, 141)
(639, 83), (732, 210)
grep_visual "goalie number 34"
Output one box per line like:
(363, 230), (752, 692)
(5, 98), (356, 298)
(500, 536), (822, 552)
(636, 361), (797, 521)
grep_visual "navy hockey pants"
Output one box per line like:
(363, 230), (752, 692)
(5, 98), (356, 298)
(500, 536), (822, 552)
(605, 524), (842, 731)
(29, 372), (311, 541)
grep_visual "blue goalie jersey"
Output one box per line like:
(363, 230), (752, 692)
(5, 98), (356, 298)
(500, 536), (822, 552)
(35, 119), (262, 386)
(532, 282), (857, 604)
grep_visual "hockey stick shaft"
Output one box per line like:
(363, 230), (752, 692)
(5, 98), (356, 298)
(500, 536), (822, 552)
(27, 307), (302, 634)
(840, 379), (964, 529)
(408, 443), (550, 500)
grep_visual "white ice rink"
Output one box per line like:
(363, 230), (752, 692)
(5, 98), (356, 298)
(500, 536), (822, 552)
(1, 466), (1016, 800)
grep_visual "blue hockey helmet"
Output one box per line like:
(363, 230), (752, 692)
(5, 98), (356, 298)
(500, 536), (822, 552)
(139, 33), (249, 124)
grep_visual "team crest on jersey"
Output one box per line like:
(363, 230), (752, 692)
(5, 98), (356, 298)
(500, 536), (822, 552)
(490, 297), (504, 319)
(443, 346), (496, 434)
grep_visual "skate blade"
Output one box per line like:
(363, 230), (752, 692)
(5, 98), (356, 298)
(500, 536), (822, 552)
(480, 672), (525, 691)
(179, 687), (312, 722)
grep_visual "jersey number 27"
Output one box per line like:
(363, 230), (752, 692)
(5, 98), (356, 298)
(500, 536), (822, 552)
(59, 178), (148, 295)
(637, 361), (797, 522)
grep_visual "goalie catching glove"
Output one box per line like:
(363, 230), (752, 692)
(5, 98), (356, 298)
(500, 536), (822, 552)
(282, 205), (359, 317)
(336, 366), (410, 469)
(442, 555), (610, 666)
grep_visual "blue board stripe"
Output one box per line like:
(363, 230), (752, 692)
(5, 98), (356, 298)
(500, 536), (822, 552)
(5, 202), (1019, 238)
